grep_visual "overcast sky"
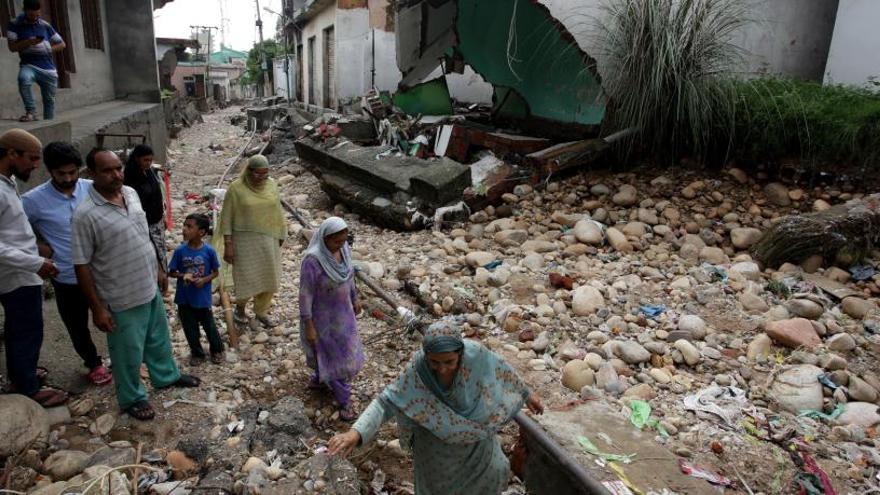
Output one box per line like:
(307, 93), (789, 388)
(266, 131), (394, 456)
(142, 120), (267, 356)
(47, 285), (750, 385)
(153, 0), (283, 52)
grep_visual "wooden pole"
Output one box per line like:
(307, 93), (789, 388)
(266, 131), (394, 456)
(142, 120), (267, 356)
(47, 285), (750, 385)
(220, 284), (239, 348)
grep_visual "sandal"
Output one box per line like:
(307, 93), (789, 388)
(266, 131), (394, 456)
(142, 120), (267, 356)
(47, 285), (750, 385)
(255, 314), (278, 328)
(169, 374), (201, 388)
(86, 365), (113, 386)
(125, 400), (155, 421)
(36, 366), (49, 383)
(307, 377), (329, 391)
(210, 353), (224, 365)
(29, 387), (69, 408)
(189, 355), (206, 367)
(18, 113), (36, 122)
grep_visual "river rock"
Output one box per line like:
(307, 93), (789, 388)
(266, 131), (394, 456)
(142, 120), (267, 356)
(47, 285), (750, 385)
(739, 293), (769, 312)
(841, 297), (876, 320)
(494, 229), (529, 247)
(764, 183), (792, 206)
(465, 251), (495, 267)
(837, 402), (880, 427)
(561, 361), (595, 392)
(827, 333), (856, 353)
(770, 365), (824, 413)
(786, 299), (824, 320)
(605, 228), (633, 253)
(747, 334), (773, 360)
(612, 185), (638, 206)
(650, 368), (672, 384)
(573, 220), (604, 245)
(614, 341), (651, 364)
(765, 318), (821, 349)
(731, 228), (762, 249)
(847, 375), (879, 402)
(0, 395), (50, 457)
(596, 363), (620, 393)
(521, 240), (558, 253)
(699, 247), (729, 265)
(43, 450), (89, 481)
(572, 286), (604, 316)
(678, 315), (706, 339)
(674, 340), (701, 366)
(623, 383), (655, 401)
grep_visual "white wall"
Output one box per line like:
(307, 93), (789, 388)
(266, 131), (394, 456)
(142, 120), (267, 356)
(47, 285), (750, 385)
(540, 0), (838, 81)
(824, 0), (880, 91)
(299, 3), (337, 108)
(336, 7), (370, 104)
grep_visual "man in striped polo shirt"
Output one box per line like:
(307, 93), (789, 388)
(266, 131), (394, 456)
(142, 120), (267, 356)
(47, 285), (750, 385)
(72, 148), (199, 420)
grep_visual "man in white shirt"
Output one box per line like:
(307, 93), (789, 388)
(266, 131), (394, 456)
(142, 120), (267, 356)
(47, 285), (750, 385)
(0, 129), (67, 407)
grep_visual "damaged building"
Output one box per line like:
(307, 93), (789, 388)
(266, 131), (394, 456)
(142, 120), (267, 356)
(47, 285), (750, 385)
(285, 0), (609, 230)
(276, 0), (840, 230)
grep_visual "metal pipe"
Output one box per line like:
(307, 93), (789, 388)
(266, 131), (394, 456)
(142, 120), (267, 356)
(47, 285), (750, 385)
(514, 412), (611, 495)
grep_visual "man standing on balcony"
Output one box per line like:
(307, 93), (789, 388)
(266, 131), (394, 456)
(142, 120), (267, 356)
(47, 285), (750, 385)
(6, 0), (66, 122)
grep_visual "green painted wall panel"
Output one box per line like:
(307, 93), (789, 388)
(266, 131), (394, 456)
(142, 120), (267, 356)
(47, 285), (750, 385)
(456, 0), (605, 126)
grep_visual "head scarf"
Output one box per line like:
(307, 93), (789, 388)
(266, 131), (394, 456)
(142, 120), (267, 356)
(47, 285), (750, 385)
(123, 144), (163, 225)
(243, 154), (270, 192)
(303, 216), (353, 285)
(0, 129), (42, 154)
(380, 319), (530, 446)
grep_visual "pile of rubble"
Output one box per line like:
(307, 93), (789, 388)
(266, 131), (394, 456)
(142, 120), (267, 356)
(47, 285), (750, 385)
(4, 107), (880, 494)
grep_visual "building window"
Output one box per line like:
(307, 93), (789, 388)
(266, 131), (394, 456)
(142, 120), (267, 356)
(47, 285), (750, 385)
(80, 0), (103, 50)
(0, 0), (13, 37)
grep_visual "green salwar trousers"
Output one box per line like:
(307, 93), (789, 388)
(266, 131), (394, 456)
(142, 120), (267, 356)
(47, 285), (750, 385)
(107, 292), (181, 410)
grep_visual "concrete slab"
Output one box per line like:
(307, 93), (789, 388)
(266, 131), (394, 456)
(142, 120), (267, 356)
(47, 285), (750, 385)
(531, 401), (716, 494)
(296, 138), (471, 207)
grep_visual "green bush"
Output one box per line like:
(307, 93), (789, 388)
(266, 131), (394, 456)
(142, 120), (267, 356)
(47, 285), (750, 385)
(733, 79), (880, 168)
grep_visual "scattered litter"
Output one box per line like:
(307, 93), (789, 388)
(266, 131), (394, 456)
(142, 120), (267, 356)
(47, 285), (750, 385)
(816, 373), (840, 390)
(799, 449), (838, 495)
(683, 385), (748, 427)
(138, 471), (170, 492)
(798, 405), (844, 422)
(638, 304), (667, 319)
(628, 400), (669, 437)
(850, 264), (876, 281)
(603, 480), (635, 495)
(370, 469), (388, 495)
(226, 419), (244, 433)
(678, 459), (734, 487)
(701, 263), (728, 283)
(577, 436), (636, 464)
(484, 260), (503, 271)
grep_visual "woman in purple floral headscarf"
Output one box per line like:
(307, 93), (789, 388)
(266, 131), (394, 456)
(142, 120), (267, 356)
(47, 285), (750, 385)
(299, 217), (364, 420)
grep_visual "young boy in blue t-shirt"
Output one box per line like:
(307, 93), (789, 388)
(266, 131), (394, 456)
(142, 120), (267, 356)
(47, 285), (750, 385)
(168, 213), (224, 365)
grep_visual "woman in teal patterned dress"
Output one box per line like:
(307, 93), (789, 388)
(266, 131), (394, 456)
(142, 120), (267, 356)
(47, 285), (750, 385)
(328, 321), (544, 494)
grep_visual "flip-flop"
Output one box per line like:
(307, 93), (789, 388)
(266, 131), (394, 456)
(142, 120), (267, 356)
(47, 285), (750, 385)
(86, 365), (112, 386)
(18, 113), (36, 122)
(125, 400), (155, 421)
(36, 366), (49, 382)
(171, 374), (201, 388)
(29, 387), (69, 408)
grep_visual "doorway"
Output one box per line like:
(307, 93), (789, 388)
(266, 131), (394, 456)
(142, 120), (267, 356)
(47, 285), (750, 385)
(307, 36), (315, 106)
(40, 0), (75, 88)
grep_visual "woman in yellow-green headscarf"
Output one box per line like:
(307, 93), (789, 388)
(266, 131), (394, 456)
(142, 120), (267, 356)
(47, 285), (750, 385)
(216, 155), (286, 328)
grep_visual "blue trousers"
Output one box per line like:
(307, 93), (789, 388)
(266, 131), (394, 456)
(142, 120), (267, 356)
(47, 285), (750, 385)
(18, 65), (57, 119)
(0, 285), (44, 395)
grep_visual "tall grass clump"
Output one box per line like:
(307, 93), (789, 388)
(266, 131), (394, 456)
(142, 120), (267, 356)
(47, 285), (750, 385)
(595, 0), (750, 161)
(735, 78), (880, 169)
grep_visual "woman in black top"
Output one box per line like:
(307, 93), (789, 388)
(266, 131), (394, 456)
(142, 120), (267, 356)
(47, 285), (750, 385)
(123, 145), (169, 287)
